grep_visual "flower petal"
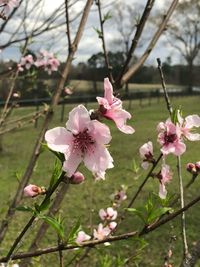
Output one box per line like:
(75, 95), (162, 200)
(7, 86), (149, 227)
(66, 105), (90, 134)
(45, 127), (72, 153)
(104, 78), (113, 104)
(63, 151), (82, 177)
(185, 115), (200, 129)
(88, 120), (112, 145)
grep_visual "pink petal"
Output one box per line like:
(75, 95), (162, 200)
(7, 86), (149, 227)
(45, 127), (72, 153)
(159, 183), (167, 199)
(106, 109), (135, 134)
(184, 132), (200, 141)
(63, 151), (82, 177)
(66, 105), (90, 134)
(174, 141), (186, 156)
(88, 120), (112, 145)
(104, 78), (113, 104)
(96, 96), (110, 110)
(185, 115), (200, 129)
(99, 209), (106, 220)
(141, 161), (149, 170)
(84, 145), (113, 175)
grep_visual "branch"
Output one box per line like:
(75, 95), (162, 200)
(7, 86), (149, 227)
(116, 0), (155, 85)
(119, 0), (179, 87)
(96, 0), (114, 84)
(1, 194), (200, 262)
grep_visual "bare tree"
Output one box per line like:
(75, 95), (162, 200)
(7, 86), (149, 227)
(166, 0), (200, 91)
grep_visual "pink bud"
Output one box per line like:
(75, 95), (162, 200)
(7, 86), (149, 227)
(24, 184), (46, 197)
(186, 163), (197, 174)
(195, 161), (200, 172)
(70, 172), (85, 184)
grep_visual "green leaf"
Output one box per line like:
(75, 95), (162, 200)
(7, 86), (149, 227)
(39, 215), (65, 239)
(67, 219), (81, 243)
(103, 12), (112, 23)
(16, 206), (35, 214)
(49, 159), (62, 189)
(126, 208), (147, 224)
(93, 27), (103, 38)
(132, 159), (139, 173)
(147, 207), (172, 223)
(39, 198), (51, 212)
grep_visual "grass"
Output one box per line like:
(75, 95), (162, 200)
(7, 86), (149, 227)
(0, 96), (200, 266)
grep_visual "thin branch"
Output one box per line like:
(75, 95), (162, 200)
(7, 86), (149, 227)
(1, 194), (200, 262)
(119, 0), (179, 87)
(96, 0), (114, 84)
(116, 0), (155, 84)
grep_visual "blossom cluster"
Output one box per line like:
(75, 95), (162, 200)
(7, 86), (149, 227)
(139, 112), (200, 199)
(18, 50), (60, 75)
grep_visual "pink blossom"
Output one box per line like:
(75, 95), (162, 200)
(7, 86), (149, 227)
(186, 163), (197, 174)
(76, 231), (91, 244)
(70, 171), (85, 184)
(97, 78), (135, 134)
(0, 0), (19, 14)
(195, 161), (200, 172)
(157, 164), (172, 199)
(157, 119), (186, 156)
(99, 207), (117, 221)
(64, 87), (73, 95)
(139, 141), (154, 169)
(19, 55), (34, 70)
(111, 186), (127, 204)
(93, 223), (111, 240)
(108, 221), (117, 230)
(23, 184), (45, 198)
(45, 105), (113, 178)
(35, 50), (60, 75)
(177, 112), (200, 141)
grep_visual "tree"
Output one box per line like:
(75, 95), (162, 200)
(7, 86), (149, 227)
(166, 0), (200, 90)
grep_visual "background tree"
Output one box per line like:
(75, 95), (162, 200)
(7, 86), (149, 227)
(166, 0), (200, 91)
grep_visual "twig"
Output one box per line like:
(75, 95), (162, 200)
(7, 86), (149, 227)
(96, 0), (114, 84)
(1, 194), (200, 262)
(127, 153), (163, 208)
(116, 0), (155, 84)
(157, 58), (189, 260)
(119, 0), (179, 87)
(5, 172), (66, 262)
(157, 58), (173, 115)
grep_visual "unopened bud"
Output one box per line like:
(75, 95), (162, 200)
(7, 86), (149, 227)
(195, 161), (200, 172)
(24, 184), (46, 197)
(186, 163), (197, 174)
(70, 172), (85, 184)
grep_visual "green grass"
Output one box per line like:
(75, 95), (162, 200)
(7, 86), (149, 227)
(0, 96), (200, 266)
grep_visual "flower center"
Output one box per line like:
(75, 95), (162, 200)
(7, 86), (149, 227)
(164, 133), (177, 144)
(73, 129), (95, 153)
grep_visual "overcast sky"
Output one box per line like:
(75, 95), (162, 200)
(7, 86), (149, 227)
(0, 0), (183, 66)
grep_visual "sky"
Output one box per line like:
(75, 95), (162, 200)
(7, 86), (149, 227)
(0, 0), (183, 66)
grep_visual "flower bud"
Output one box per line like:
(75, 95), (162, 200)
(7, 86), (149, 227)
(195, 161), (200, 172)
(186, 163), (197, 174)
(24, 184), (46, 197)
(70, 172), (85, 184)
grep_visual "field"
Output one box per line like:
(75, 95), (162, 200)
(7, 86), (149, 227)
(0, 96), (200, 266)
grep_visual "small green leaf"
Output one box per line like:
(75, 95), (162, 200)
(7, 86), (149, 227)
(132, 159), (139, 173)
(93, 27), (103, 38)
(40, 215), (64, 239)
(103, 11), (112, 23)
(67, 219), (81, 243)
(147, 207), (172, 223)
(16, 206), (35, 214)
(126, 208), (147, 224)
(49, 160), (62, 189)
(39, 198), (51, 212)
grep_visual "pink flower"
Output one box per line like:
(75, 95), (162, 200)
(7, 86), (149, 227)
(99, 207), (117, 221)
(195, 161), (200, 172)
(157, 119), (186, 156)
(45, 105), (113, 178)
(76, 231), (91, 244)
(70, 171), (85, 184)
(93, 223), (111, 240)
(139, 141), (154, 169)
(0, 0), (19, 14)
(177, 112), (200, 141)
(108, 221), (117, 230)
(111, 186), (127, 204)
(35, 50), (60, 75)
(19, 55), (34, 70)
(64, 87), (73, 95)
(97, 78), (135, 134)
(157, 164), (172, 199)
(23, 184), (45, 198)
(186, 163), (197, 174)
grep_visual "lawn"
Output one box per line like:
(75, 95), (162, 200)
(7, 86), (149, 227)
(0, 96), (200, 266)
